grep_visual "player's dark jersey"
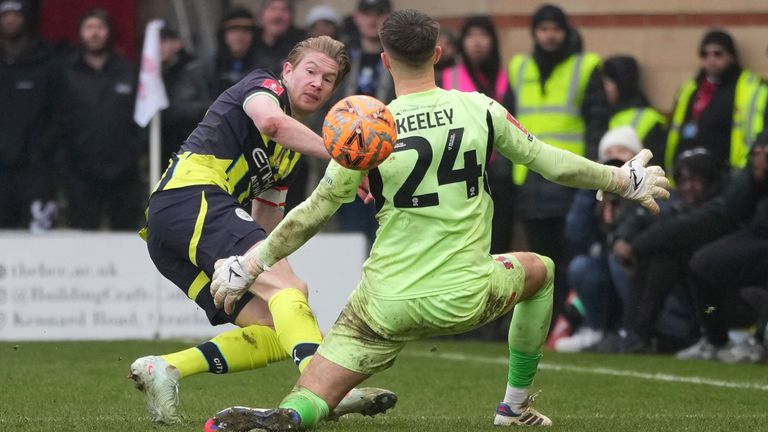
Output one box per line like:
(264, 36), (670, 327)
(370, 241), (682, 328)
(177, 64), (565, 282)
(153, 69), (301, 204)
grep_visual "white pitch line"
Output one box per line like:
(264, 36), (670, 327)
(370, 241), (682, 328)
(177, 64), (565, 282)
(404, 351), (768, 392)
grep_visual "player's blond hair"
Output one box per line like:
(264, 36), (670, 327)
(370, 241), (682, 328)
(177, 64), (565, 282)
(285, 36), (351, 89)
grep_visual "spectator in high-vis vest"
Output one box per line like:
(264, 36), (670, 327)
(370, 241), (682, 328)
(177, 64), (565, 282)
(440, 15), (515, 256)
(603, 55), (667, 167)
(665, 29), (768, 174)
(506, 4), (610, 322)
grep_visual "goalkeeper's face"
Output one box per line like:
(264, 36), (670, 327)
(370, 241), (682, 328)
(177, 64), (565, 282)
(79, 16), (110, 53)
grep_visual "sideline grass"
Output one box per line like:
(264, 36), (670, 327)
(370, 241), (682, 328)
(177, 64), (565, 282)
(1, 340), (766, 431)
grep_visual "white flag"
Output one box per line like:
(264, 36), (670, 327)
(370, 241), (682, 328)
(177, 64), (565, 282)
(134, 20), (169, 127)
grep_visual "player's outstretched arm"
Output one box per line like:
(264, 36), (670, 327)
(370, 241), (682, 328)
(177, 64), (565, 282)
(211, 162), (362, 312)
(490, 103), (669, 214)
(244, 94), (330, 160)
(526, 145), (670, 215)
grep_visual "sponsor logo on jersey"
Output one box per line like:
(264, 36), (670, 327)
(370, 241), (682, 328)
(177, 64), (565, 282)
(235, 208), (254, 222)
(506, 112), (528, 135)
(261, 78), (285, 96)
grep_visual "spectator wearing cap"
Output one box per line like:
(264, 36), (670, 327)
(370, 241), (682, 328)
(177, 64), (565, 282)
(208, 6), (258, 95)
(251, 0), (305, 75)
(333, 0), (395, 245)
(675, 135), (768, 362)
(507, 4), (609, 326)
(159, 25), (210, 161)
(0, 0), (66, 231)
(557, 126), (644, 353)
(603, 55), (668, 165)
(61, 8), (143, 230)
(666, 29), (768, 174)
(305, 5), (340, 39)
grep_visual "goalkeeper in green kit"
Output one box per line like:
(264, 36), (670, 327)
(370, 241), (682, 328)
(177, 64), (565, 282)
(205, 9), (670, 430)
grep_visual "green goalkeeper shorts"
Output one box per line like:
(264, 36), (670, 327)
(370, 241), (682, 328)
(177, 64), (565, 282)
(317, 254), (526, 375)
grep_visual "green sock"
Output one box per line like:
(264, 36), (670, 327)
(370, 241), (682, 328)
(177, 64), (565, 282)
(507, 254), (553, 387)
(279, 387), (330, 428)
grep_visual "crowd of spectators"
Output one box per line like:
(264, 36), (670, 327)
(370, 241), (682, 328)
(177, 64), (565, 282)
(1, 0), (767, 363)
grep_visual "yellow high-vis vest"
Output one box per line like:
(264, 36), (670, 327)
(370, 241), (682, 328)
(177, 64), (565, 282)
(665, 70), (767, 172)
(508, 53), (601, 185)
(609, 107), (667, 142)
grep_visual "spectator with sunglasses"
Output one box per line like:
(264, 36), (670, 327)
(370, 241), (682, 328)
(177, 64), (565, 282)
(665, 30), (768, 176)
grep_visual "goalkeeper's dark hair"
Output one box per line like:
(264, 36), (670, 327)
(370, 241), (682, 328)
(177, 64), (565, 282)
(378, 9), (440, 67)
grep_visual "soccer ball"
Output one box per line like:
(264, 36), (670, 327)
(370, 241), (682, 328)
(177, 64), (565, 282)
(322, 95), (397, 170)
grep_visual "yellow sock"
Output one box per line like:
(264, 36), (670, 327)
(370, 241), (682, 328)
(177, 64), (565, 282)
(268, 288), (323, 373)
(162, 325), (289, 378)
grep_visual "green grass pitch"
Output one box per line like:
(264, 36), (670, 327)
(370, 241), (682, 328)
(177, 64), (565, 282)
(1, 340), (766, 431)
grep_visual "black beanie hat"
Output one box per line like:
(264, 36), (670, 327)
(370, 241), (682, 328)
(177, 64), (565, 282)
(699, 29), (738, 59)
(531, 4), (568, 31)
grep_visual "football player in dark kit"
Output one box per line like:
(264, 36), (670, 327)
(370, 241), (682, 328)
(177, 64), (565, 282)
(128, 36), (396, 425)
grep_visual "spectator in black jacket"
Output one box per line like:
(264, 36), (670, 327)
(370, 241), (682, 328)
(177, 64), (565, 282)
(614, 148), (726, 353)
(0, 0), (65, 231)
(62, 9), (143, 230)
(159, 26), (210, 161)
(208, 6), (258, 95)
(676, 135), (768, 362)
(251, 0), (305, 75)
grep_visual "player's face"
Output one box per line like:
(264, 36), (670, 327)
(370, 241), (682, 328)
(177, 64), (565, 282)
(283, 51), (339, 116)
(0, 11), (24, 39)
(79, 17), (110, 52)
(462, 27), (492, 65)
(533, 22), (566, 52)
(261, 0), (292, 39)
(700, 43), (734, 78)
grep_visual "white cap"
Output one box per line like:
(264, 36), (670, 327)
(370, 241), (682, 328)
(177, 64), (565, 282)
(305, 5), (340, 27)
(598, 126), (643, 162)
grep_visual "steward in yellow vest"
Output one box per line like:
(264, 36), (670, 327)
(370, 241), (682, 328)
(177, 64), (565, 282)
(603, 56), (668, 166)
(507, 6), (609, 220)
(666, 30), (767, 174)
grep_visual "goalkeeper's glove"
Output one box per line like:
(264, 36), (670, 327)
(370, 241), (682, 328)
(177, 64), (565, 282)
(598, 149), (670, 215)
(210, 251), (270, 314)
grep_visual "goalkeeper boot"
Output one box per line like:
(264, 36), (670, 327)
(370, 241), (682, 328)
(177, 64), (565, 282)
(206, 406), (299, 432)
(494, 393), (552, 427)
(327, 387), (398, 421)
(128, 355), (181, 424)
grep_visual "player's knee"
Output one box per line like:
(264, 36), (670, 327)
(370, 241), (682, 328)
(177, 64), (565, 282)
(535, 254), (555, 283)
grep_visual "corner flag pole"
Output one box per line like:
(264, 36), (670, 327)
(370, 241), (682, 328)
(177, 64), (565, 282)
(150, 113), (162, 192)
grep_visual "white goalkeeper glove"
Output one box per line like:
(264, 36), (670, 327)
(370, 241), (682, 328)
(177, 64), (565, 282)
(597, 149), (670, 215)
(210, 253), (269, 315)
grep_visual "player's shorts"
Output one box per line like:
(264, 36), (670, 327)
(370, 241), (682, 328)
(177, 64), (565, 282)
(145, 185), (267, 325)
(317, 254), (526, 374)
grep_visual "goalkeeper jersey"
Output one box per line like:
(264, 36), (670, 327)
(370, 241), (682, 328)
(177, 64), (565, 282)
(153, 69), (300, 205)
(352, 87), (542, 300)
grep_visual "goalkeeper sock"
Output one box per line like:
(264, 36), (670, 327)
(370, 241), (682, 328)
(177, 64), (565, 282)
(268, 288), (322, 372)
(162, 325), (288, 377)
(279, 386), (330, 428)
(505, 254), (553, 393)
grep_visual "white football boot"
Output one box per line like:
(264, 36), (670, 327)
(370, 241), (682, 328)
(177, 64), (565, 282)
(128, 355), (181, 424)
(494, 393), (552, 427)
